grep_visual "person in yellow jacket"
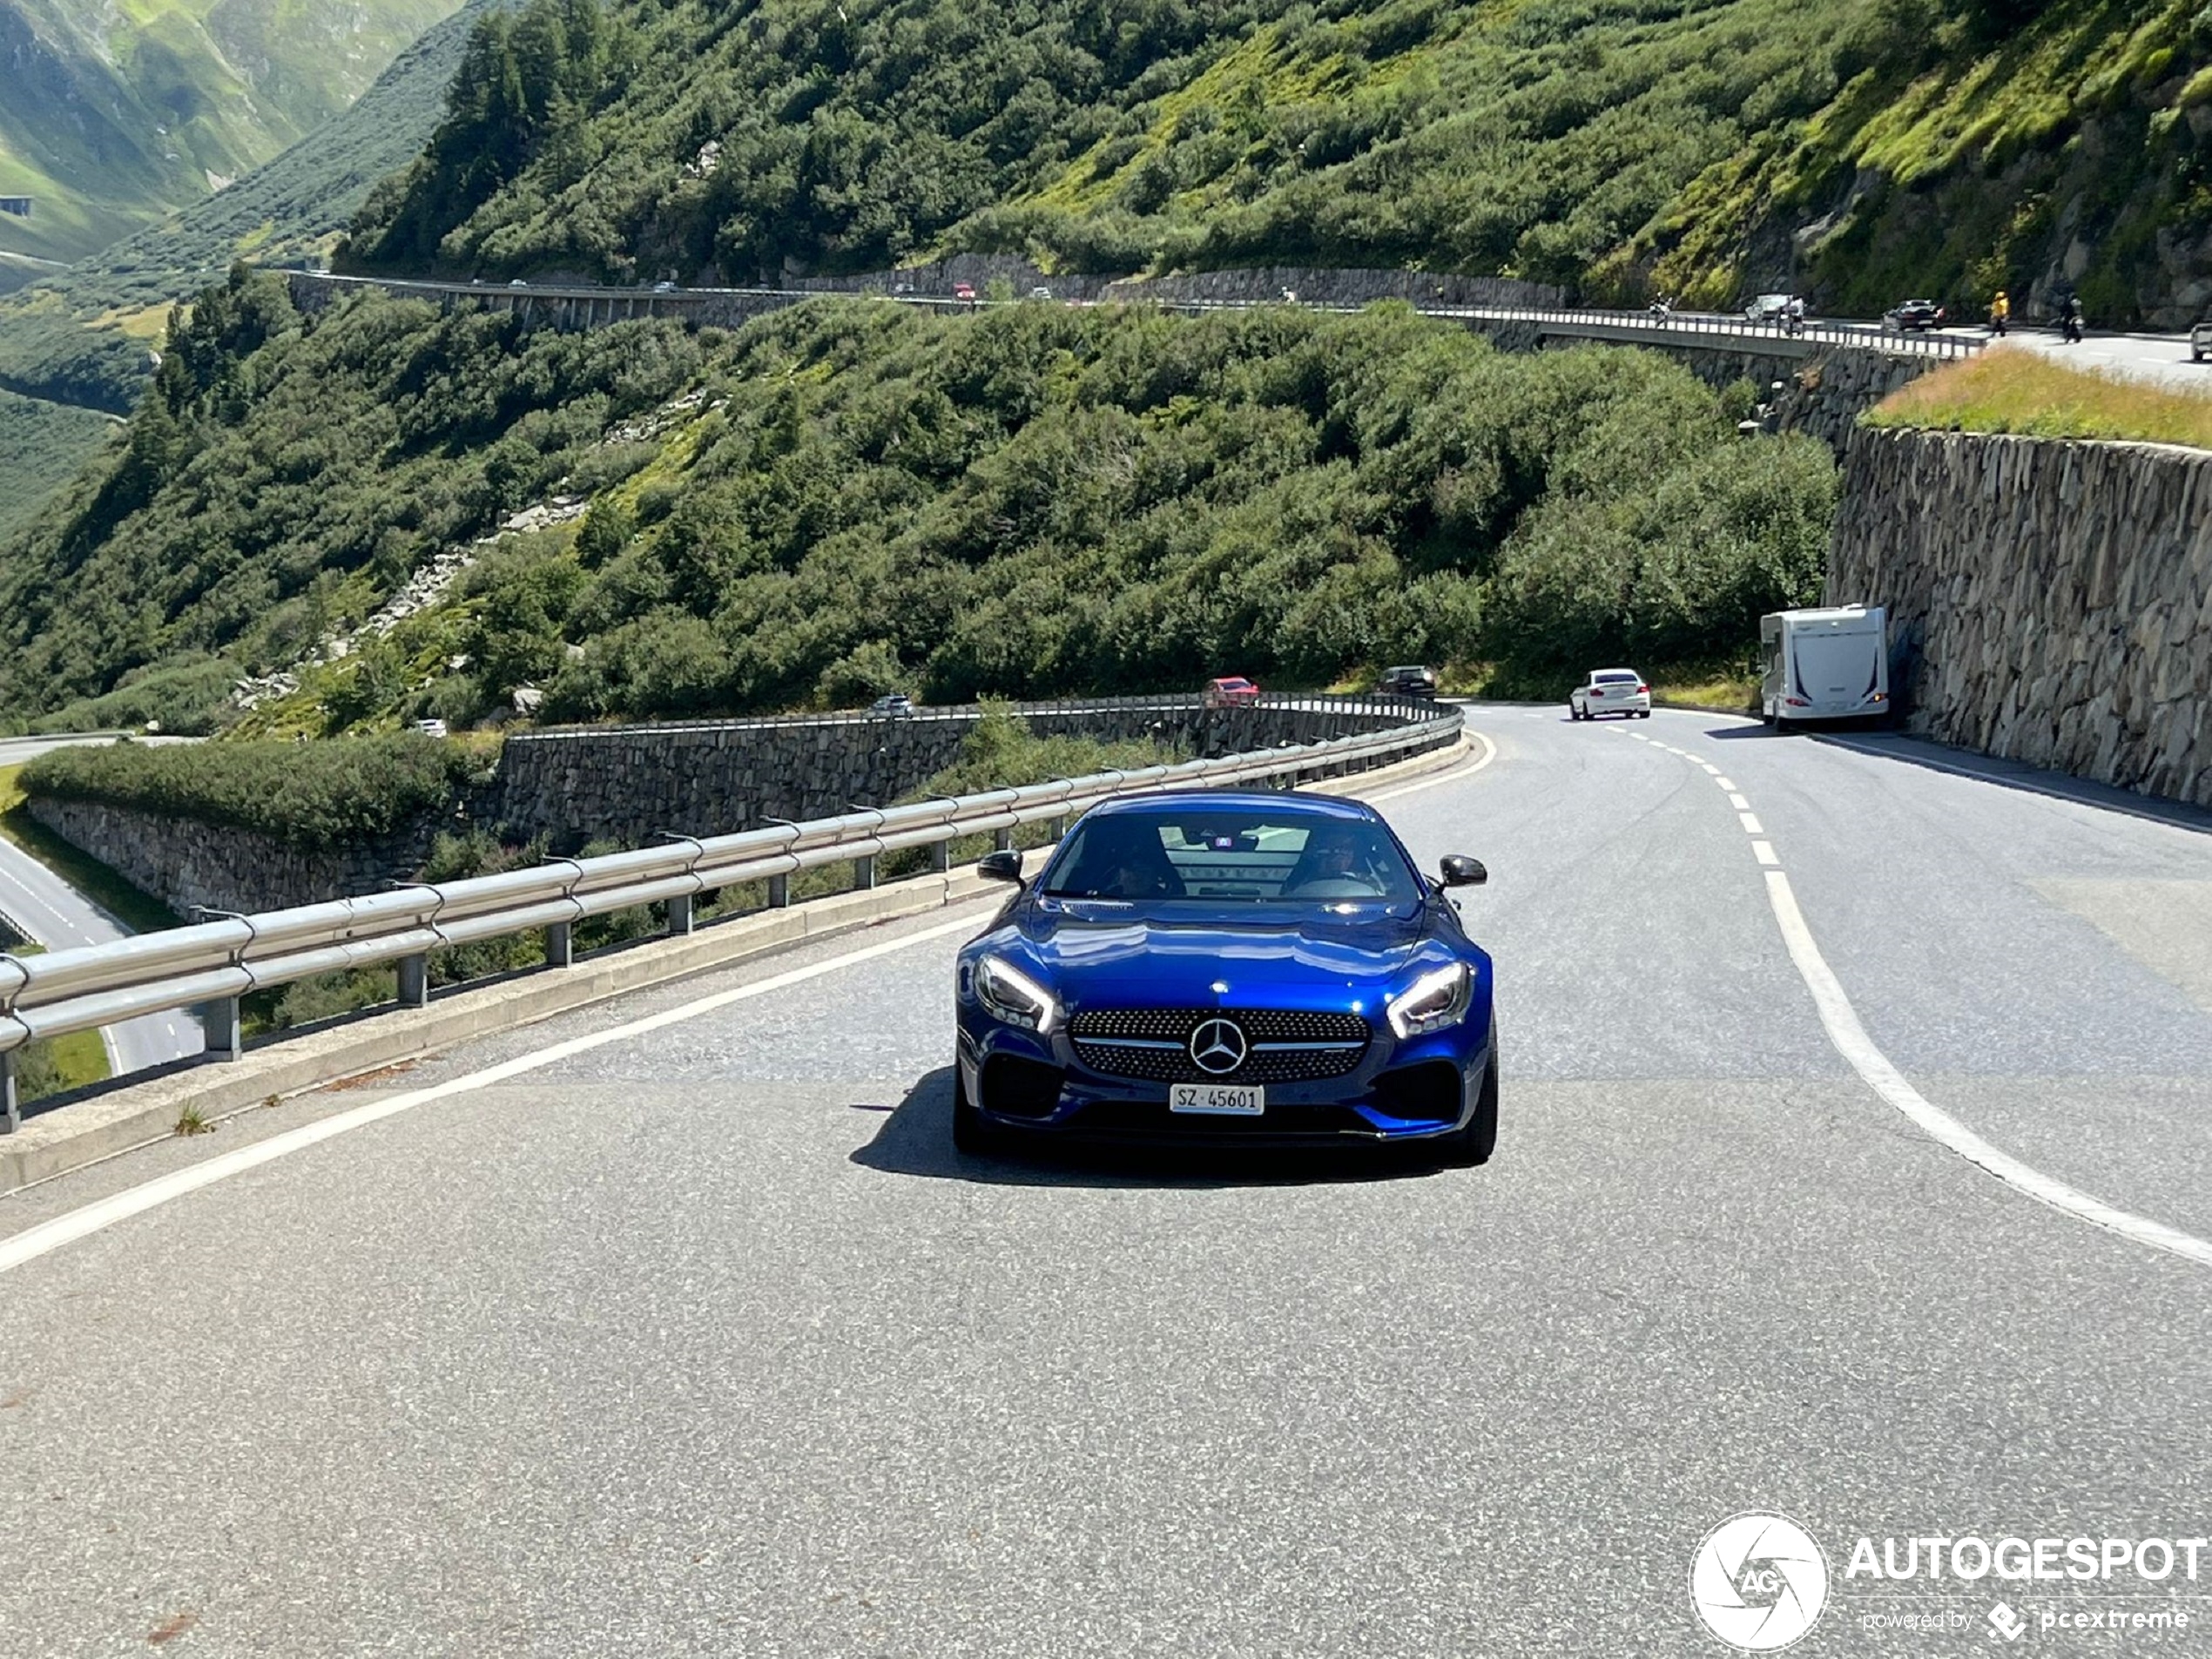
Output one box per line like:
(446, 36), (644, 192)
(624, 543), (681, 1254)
(1990, 289), (2010, 336)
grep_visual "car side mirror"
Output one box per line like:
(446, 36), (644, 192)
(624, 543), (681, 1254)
(1440, 854), (1487, 887)
(977, 848), (1025, 885)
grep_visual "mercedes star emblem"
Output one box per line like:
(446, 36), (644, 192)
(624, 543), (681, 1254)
(1189, 1017), (1249, 1075)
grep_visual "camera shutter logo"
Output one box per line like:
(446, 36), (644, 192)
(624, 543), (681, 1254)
(1689, 1513), (1830, 1651)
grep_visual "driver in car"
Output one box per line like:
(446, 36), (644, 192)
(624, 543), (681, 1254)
(1285, 826), (1381, 897)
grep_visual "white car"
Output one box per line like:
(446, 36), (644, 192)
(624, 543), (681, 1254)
(1744, 293), (1795, 323)
(1570, 668), (1651, 720)
(2193, 319), (2211, 362)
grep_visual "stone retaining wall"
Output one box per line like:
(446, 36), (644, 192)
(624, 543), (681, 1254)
(1827, 426), (2212, 806)
(25, 799), (448, 918)
(25, 700), (1447, 913)
(485, 700), (1435, 853)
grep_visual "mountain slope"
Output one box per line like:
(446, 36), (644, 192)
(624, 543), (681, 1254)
(0, 0), (467, 280)
(0, 273), (1835, 735)
(343, 0), (2212, 324)
(0, 0), (508, 424)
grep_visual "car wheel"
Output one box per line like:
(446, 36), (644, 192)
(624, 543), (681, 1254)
(951, 1060), (1002, 1157)
(1636, 709), (1652, 718)
(1437, 1045), (1499, 1168)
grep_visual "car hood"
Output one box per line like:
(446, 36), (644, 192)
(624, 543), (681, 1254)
(1011, 899), (1444, 1008)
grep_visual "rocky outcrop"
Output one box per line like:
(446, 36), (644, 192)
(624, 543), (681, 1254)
(1828, 427), (2212, 807)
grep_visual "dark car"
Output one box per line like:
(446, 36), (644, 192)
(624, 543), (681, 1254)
(1889, 299), (1947, 332)
(952, 792), (1497, 1161)
(1376, 664), (1438, 698)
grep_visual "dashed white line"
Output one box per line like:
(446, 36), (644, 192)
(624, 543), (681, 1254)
(1643, 724), (2212, 1271)
(1713, 777), (1736, 791)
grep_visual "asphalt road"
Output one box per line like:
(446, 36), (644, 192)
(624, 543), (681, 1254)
(1925, 324), (2207, 391)
(3, 709), (2210, 1656)
(0, 735), (201, 1078)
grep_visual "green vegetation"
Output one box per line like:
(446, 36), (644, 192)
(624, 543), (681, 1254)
(0, 388), (114, 542)
(343, 0), (2212, 322)
(0, 273), (1837, 735)
(0, 0), (511, 435)
(1868, 344), (2212, 447)
(18, 735), (495, 848)
(0, 0), (467, 276)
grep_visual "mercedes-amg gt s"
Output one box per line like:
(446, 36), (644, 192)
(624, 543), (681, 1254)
(952, 792), (1495, 1160)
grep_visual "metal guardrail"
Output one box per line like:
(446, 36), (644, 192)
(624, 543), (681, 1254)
(299, 273), (1987, 362)
(0, 704), (1461, 1127)
(509, 689), (1420, 743)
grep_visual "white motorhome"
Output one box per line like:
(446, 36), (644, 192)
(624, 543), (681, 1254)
(1758, 605), (1890, 727)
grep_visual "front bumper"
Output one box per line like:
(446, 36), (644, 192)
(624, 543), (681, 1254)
(957, 1010), (1492, 1146)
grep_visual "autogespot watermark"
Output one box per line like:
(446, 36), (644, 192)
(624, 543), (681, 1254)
(1689, 1514), (1831, 1651)
(1689, 1521), (2209, 1649)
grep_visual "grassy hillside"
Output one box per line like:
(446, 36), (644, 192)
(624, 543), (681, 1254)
(0, 0), (509, 420)
(0, 270), (1836, 738)
(0, 0), (467, 280)
(0, 388), (115, 542)
(341, 0), (2212, 324)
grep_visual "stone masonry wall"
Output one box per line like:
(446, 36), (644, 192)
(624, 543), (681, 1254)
(26, 799), (449, 917)
(26, 702), (1449, 914)
(1827, 427), (2212, 807)
(485, 701), (1440, 854)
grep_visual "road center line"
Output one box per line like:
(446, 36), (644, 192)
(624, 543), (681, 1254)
(1762, 870), (2212, 1271)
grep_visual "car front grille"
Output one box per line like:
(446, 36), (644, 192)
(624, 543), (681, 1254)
(1069, 1008), (1371, 1084)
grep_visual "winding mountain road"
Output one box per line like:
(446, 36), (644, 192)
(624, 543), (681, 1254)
(0, 735), (201, 1080)
(3, 710), (2209, 1654)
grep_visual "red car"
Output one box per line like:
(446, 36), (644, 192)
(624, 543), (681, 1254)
(953, 281), (977, 302)
(1203, 675), (1261, 709)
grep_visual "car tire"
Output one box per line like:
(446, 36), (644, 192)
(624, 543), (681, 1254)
(1636, 709), (1651, 718)
(1437, 1045), (1500, 1168)
(951, 1061), (1003, 1157)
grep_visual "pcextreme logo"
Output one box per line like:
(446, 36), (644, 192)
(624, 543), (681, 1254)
(1689, 1513), (1832, 1651)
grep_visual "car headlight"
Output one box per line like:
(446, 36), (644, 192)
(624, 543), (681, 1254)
(974, 954), (1060, 1035)
(1386, 962), (1472, 1039)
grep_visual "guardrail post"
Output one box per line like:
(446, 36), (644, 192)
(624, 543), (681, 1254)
(546, 921), (574, 967)
(398, 954), (430, 1008)
(929, 838), (952, 873)
(994, 827), (1014, 853)
(209, 997), (243, 1062)
(853, 855), (877, 891)
(2, 1050), (17, 1134)
(767, 873), (791, 907)
(668, 894), (697, 936)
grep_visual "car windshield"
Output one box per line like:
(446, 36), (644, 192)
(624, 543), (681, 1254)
(1042, 810), (1421, 903)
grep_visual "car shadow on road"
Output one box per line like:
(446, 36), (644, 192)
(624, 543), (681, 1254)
(848, 1068), (1448, 1190)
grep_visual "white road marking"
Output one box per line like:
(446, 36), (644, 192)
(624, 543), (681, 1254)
(1714, 777), (1736, 791)
(1699, 764), (1720, 776)
(0, 911), (989, 1276)
(1727, 793), (1751, 811)
(1738, 812), (1764, 834)
(1362, 730), (1500, 802)
(1763, 870), (2212, 1271)
(1, 737), (1498, 1275)
(1751, 841), (1780, 867)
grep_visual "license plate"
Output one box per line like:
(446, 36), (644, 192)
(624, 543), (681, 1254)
(1170, 1082), (1264, 1116)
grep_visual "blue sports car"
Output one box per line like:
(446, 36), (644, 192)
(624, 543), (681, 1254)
(952, 791), (1496, 1160)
